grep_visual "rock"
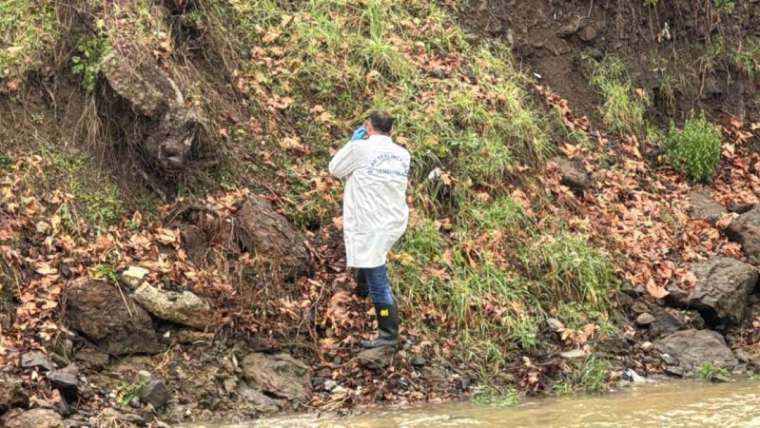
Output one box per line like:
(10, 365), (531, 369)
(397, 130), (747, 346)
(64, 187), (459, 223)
(668, 257), (758, 324)
(355, 346), (395, 369)
(655, 329), (738, 375)
(687, 191), (727, 223)
(101, 47), (209, 173)
(552, 157), (592, 192)
(73, 348), (110, 369)
(649, 307), (704, 337)
(47, 368), (78, 402)
(579, 24), (598, 42)
(241, 353), (312, 402)
(546, 318), (565, 332)
(2, 408), (64, 428)
(132, 283), (212, 329)
(20, 351), (53, 371)
(234, 196), (311, 279)
(138, 372), (170, 408)
(640, 341), (654, 351)
(174, 330), (214, 345)
(237, 383), (279, 413)
(727, 207), (760, 263)
(635, 313), (656, 327)
(0, 373), (27, 412)
(728, 202), (755, 214)
(119, 266), (150, 290)
(64, 278), (161, 356)
(622, 368), (652, 384)
(560, 349), (587, 359)
(411, 356), (427, 367)
(323, 379), (338, 392)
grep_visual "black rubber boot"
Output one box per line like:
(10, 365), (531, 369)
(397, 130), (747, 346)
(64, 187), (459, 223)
(359, 302), (399, 348)
(352, 269), (369, 298)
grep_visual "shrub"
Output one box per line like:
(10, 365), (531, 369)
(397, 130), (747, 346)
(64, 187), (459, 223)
(589, 57), (649, 135)
(665, 116), (722, 183)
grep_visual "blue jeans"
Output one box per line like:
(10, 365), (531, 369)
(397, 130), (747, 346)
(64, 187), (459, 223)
(358, 265), (394, 306)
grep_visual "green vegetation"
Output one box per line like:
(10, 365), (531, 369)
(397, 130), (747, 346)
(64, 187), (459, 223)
(472, 384), (520, 407)
(0, 0), (58, 79)
(0, 153), (13, 169)
(698, 362), (731, 382)
(588, 57), (649, 135)
(72, 36), (111, 93)
(553, 356), (610, 394)
(116, 380), (146, 406)
(42, 148), (125, 229)
(92, 263), (119, 284)
(665, 115), (722, 183)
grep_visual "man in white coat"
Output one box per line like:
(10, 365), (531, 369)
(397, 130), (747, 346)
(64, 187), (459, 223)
(329, 111), (410, 348)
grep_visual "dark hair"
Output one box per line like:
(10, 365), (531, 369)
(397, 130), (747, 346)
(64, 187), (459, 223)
(368, 111), (395, 134)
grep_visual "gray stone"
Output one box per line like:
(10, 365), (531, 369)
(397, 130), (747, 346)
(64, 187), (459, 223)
(655, 329), (738, 375)
(579, 24), (599, 42)
(138, 372), (170, 408)
(47, 368), (78, 402)
(241, 353), (312, 402)
(560, 349), (587, 359)
(547, 318), (565, 332)
(411, 356), (427, 367)
(2, 408), (64, 428)
(64, 278), (161, 356)
(728, 202), (755, 214)
(727, 207), (760, 263)
(73, 348), (109, 368)
(119, 266), (150, 290)
(553, 157), (592, 191)
(21, 351), (53, 371)
(688, 191), (727, 223)
(355, 346), (395, 369)
(133, 283), (212, 329)
(635, 313), (656, 327)
(668, 257), (758, 324)
(238, 383), (279, 413)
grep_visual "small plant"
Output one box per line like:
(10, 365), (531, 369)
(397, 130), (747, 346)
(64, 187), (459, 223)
(472, 384), (519, 407)
(115, 381), (145, 406)
(698, 362), (731, 382)
(72, 35), (111, 92)
(665, 115), (722, 183)
(92, 263), (119, 284)
(553, 356), (610, 394)
(588, 57), (650, 135)
(0, 154), (13, 169)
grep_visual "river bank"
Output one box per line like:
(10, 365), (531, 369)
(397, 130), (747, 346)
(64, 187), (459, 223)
(183, 379), (760, 428)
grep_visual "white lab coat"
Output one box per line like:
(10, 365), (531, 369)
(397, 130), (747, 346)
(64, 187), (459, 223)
(329, 135), (410, 268)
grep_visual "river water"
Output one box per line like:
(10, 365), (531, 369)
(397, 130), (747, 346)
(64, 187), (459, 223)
(190, 380), (760, 428)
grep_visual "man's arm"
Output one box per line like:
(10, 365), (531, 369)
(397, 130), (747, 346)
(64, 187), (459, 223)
(329, 140), (358, 179)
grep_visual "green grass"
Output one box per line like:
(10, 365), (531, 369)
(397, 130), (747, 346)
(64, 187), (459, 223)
(698, 361), (731, 382)
(588, 57), (649, 135)
(665, 115), (722, 183)
(0, 0), (58, 79)
(41, 147), (125, 230)
(472, 384), (520, 407)
(553, 356), (610, 394)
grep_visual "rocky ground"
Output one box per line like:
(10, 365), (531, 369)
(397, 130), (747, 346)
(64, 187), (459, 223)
(1, 0), (760, 427)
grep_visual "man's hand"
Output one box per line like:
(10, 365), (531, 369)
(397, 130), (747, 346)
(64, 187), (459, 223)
(350, 126), (368, 141)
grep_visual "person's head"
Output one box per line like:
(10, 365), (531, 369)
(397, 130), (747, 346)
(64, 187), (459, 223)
(366, 111), (395, 136)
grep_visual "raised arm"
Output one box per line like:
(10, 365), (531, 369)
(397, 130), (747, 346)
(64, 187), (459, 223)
(329, 140), (359, 179)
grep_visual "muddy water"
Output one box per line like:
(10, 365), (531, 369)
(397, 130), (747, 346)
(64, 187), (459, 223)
(193, 380), (760, 428)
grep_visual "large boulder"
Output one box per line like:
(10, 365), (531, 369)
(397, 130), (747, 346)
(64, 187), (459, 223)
(668, 257), (758, 324)
(655, 329), (738, 375)
(64, 279), (161, 356)
(241, 353), (312, 403)
(2, 408), (63, 428)
(727, 207), (760, 263)
(687, 191), (726, 223)
(234, 196), (311, 279)
(101, 45), (209, 173)
(132, 283), (213, 329)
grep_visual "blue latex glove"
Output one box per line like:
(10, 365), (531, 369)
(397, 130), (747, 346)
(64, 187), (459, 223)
(350, 126), (368, 141)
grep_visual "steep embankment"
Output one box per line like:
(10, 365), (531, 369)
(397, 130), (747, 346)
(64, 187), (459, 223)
(1, 0), (759, 426)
